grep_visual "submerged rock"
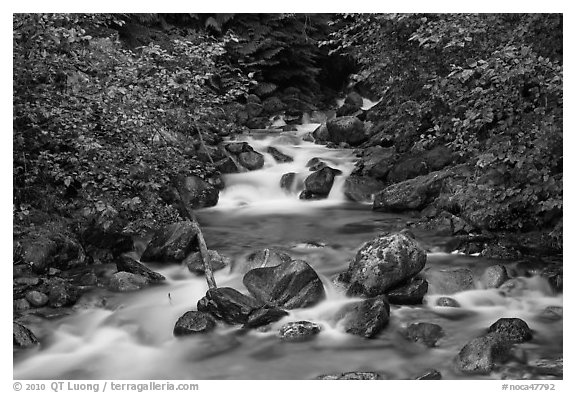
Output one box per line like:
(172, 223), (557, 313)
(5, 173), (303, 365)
(184, 250), (230, 275)
(345, 232), (427, 297)
(173, 311), (217, 336)
(403, 322), (445, 347)
(317, 372), (383, 380)
(267, 146), (293, 163)
(141, 221), (198, 263)
(197, 287), (263, 325)
(235, 248), (293, 274)
(336, 295), (390, 338)
(243, 260), (326, 309)
(456, 332), (513, 374)
(13, 322), (39, 348)
(279, 321), (321, 342)
(425, 268), (475, 294)
(280, 172), (297, 192)
(436, 297), (461, 307)
(108, 271), (150, 292)
(487, 318), (532, 343)
(116, 255), (165, 283)
(386, 275), (428, 305)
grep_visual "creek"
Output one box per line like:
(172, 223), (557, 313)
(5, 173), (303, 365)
(13, 124), (563, 380)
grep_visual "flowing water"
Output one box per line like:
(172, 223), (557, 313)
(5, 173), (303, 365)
(13, 125), (563, 380)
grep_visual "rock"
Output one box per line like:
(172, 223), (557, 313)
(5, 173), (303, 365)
(425, 268), (475, 294)
(44, 278), (80, 307)
(245, 102), (263, 117)
(14, 298), (31, 311)
(415, 369), (442, 380)
(278, 321), (321, 342)
(238, 151), (265, 171)
(386, 276), (428, 305)
(344, 91), (364, 108)
(245, 306), (289, 329)
(456, 333), (513, 374)
(267, 146), (293, 163)
(108, 272), (150, 292)
(304, 167), (339, 196)
(325, 116), (367, 146)
(173, 311), (217, 336)
(184, 250), (230, 275)
(343, 175), (385, 202)
(336, 295), (390, 338)
(359, 146), (397, 180)
(177, 175), (219, 209)
(481, 243), (522, 260)
(243, 260), (326, 309)
(373, 169), (453, 213)
(215, 156), (239, 174)
(528, 358), (563, 377)
(436, 297), (461, 307)
(345, 232), (427, 297)
(336, 103), (361, 117)
(312, 123), (329, 142)
(403, 322), (445, 347)
(21, 229), (85, 274)
(116, 255), (165, 282)
(481, 265), (509, 289)
(280, 172), (297, 192)
(262, 96), (286, 113)
(13, 322), (39, 348)
(539, 306), (563, 321)
(317, 372), (383, 380)
(225, 142), (251, 155)
(387, 157), (429, 184)
(309, 161), (327, 171)
(141, 221), (198, 263)
(197, 287), (263, 325)
(498, 278), (529, 297)
(299, 190), (324, 200)
(236, 248), (293, 275)
(25, 291), (49, 307)
(487, 318), (532, 343)
(246, 94), (261, 104)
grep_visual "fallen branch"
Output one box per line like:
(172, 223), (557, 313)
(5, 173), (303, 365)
(176, 188), (217, 290)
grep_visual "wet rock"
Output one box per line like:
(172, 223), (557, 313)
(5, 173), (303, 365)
(184, 250), (230, 275)
(343, 175), (385, 202)
(387, 157), (429, 184)
(176, 175), (219, 209)
(236, 248), (293, 274)
(312, 123), (329, 142)
(487, 318), (532, 343)
(279, 321), (321, 342)
(374, 169), (453, 213)
(243, 260), (326, 309)
(245, 306), (289, 329)
(116, 255), (165, 283)
(215, 156), (239, 174)
(225, 142), (252, 155)
(173, 311), (217, 336)
(238, 151), (265, 171)
(325, 116), (367, 146)
(336, 295), (390, 338)
(403, 322), (445, 347)
(299, 190), (324, 200)
(13, 322), (39, 348)
(481, 265), (509, 289)
(317, 372), (383, 380)
(498, 278), (528, 297)
(45, 278), (80, 307)
(267, 146), (293, 163)
(414, 369), (442, 380)
(456, 333), (513, 374)
(539, 306), (563, 321)
(197, 287), (263, 325)
(481, 243), (521, 260)
(280, 172), (297, 192)
(21, 230), (85, 274)
(304, 167), (338, 196)
(309, 161), (327, 171)
(345, 91), (364, 108)
(358, 146), (396, 180)
(345, 232), (427, 297)
(436, 297), (461, 307)
(425, 268), (475, 294)
(108, 272), (150, 292)
(386, 275), (428, 305)
(141, 221), (198, 263)
(25, 291), (49, 307)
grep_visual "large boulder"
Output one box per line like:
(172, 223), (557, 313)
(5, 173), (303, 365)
(243, 260), (326, 309)
(116, 255), (165, 283)
(456, 333), (513, 374)
(386, 275), (428, 305)
(487, 318), (532, 343)
(238, 151), (265, 171)
(343, 175), (385, 202)
(345, 232), (427, 297)
(373, 169), (453, 212)
(197, 287), (263, 325)
(108, 272), (150, 292)
(140, 221), (198, 263)
(303, 167), (340, 197)
(13, 322), (39, 348)
(176, 175), (219, 209)
(425, 268), (475, 294)
(234, 248), (293, 274)
(173, 311), (217, 336)
(278, 321), (321, 342)
(183, 250), (230, 275)
(325, 116), (367, 146)
(336, 295), (390, 338)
